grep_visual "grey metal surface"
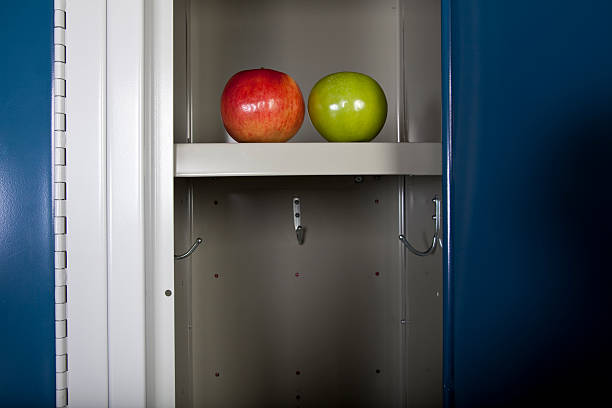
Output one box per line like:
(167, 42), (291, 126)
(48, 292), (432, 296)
(400, 0), (442, 142)
(189, 176), (403, 407)
(181, 0), (441, 144)
(188, 0), (400, 143)
(174, 0), (188, 143)
(402, 176), (443, 407)
(174, 178), (194, 408)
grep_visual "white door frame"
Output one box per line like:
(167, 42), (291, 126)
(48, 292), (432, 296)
(65, 0), (109, 406)
(67, 0), (174, 406)
(143, 0), (176, 406)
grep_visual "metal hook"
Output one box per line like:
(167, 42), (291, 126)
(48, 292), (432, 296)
(294, 197), (305, 245)
(399, 196), (441, 257)
(174, 237), (203, 260)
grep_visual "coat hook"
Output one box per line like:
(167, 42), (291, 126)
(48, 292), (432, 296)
(293, 197), (305, 245)
(175, 237), (203, 260)
(399, 196), (441, 257)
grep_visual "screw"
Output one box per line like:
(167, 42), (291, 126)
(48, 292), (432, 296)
(401, 319), (406, 324)
(354, 176), (363, 183)
(164, 290), (172, 296)
(294, 199), (300, 205)
(295, 213), (300, 218)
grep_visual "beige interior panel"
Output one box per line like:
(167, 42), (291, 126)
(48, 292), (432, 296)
(403, 176), (443, 407)
(189, 176), (402, 406)
(175, 178), (194, 408)
(189, 0), (400, 143)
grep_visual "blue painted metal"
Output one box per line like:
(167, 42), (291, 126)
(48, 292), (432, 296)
(441, 0), (453, 406)
(443, 0), (612, 406)
(0, 1), (55, 405)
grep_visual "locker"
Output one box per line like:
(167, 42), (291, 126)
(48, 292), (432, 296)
(4, 0), (612, 406)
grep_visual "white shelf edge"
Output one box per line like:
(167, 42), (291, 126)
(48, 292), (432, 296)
(174, 142), (442, 177)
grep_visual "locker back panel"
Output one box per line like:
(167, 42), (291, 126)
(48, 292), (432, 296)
(188, 0), (400, 143)
(189, 176), (403, 406)
(177, 0), (440, 144)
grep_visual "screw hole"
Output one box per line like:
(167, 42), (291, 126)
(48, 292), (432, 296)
(376, 369), (381, 374)
(214, 200), (218, 205)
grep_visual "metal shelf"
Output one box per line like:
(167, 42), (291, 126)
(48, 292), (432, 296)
(174, 142), (442, 177)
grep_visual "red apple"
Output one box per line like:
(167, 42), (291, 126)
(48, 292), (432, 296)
(220, 68), (305, 142)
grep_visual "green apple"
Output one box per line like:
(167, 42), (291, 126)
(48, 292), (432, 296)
(308, 72), (387, 142)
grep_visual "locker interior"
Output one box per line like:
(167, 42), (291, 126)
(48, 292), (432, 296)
(173, 0), (442, 406)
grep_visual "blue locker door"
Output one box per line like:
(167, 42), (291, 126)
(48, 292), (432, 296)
(443, 0), (612, 406)
(0, 1), (55, 405)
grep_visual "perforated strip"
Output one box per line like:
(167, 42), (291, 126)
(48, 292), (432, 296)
(53, 1), (68, 406)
